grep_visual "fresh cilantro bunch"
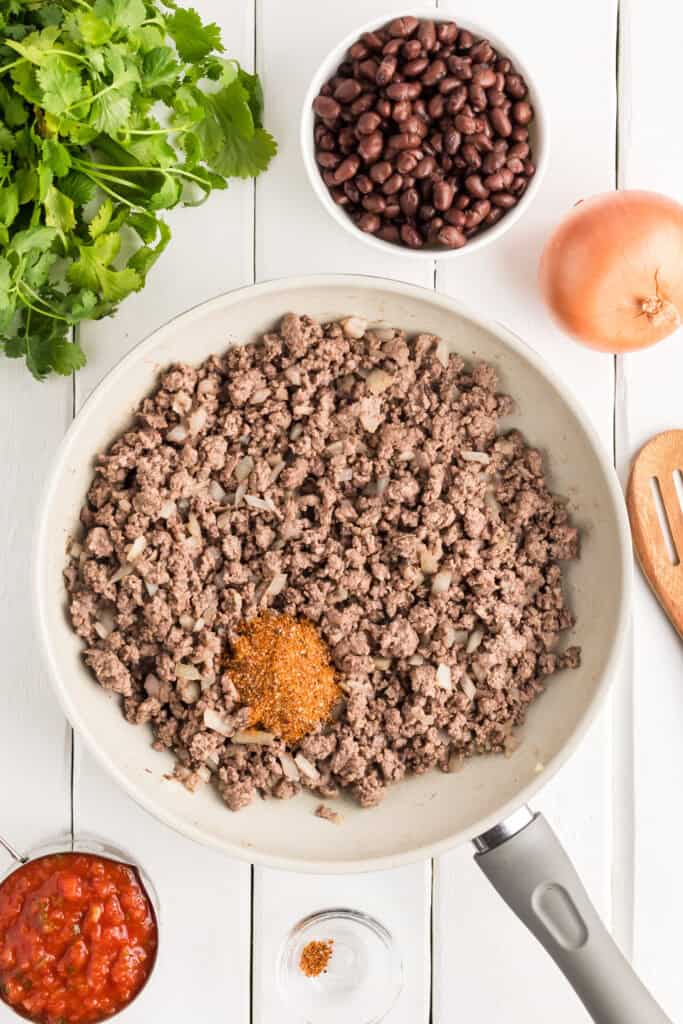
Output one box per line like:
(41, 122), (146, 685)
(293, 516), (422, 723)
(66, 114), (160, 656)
(0, 0), (276, 379)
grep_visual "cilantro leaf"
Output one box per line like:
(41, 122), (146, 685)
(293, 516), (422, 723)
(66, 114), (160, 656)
(91, 90), (131, 133)
(44, 185), (76, 236)
(0, 0), (275, 379)
(37, 55), (83, 115)
(42, 138), (71, 177)
(167, 8), (223, 63)
(68, 233), (142, 303)
(142, 47), (179, 90)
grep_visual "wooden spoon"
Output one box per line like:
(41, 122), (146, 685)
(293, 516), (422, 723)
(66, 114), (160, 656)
(627, 430), (683, 638)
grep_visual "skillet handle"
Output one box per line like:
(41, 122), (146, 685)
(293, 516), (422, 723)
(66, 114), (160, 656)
(475, 812), (670, 1024)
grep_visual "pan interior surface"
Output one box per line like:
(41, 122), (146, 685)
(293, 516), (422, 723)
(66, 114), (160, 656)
(35, 277), (630, 871)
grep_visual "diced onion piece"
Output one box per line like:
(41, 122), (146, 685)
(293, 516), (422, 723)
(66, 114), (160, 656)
(251, 388), (269, 405)
(160, 499), (177, 520)
(466, 627), (485, 654)
(461, 451), (490, 465)
(366, 369), (393, 395)
(144, 674), (162, 698)
(339, 468), (353, 482)
(110, 562), (134, 584)
(179, 680), (201, 704)
(472, 663), (487, 684)
(431, 570), (452, 594)
(295, 753), (321, 782)
(69, 540), (83, 558)
(408, 653), (424, 666)
(420, 548), (440, 574)
(93, 621), (109, 640)
(187, 514), (201, 538)
(263, 572), (288, 600)
(193, 617), (205, 633)
(205, 753), (220, 771)
(98, 606), (115, 633)
(203, 708), (233, 737)
(179, 614), (194, 630)
(326, 441), (344, 455)
(435, 340), (450, 368)
(209, 479), (227, 502)
(461, 673), (477, 700)
(216, 511), (232, 529)
(234, 456), (254, 482)
(448, 751), (465, 773)
(485, 490), (501, 514)
(234, 482), (248, 507)
(341, 316), (367, 339)
(436, 663), (452, 690)
(188, 406), (208, 435)
(397, 449), (414, 462)
(289, 423), (303, 441)
(175, 662), (202, 680)
(270, 460), (286, 483)
(126, 536), (146, 562)
(279, 752), (300, 782)
(233, 730), (275, 745)
(145, 581), (158, 597)
(373, 327), (395, 342)
(245, 494), (271, 511)
(373, 657), (391, 670)
(166, 424), (188, 444)
(450, 628), (470, 646)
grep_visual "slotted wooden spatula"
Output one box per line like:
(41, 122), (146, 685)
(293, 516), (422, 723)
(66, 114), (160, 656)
(627, 430), (683, 638)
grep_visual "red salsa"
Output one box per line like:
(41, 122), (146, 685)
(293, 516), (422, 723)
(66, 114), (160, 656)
(0, 853), (157, 1024)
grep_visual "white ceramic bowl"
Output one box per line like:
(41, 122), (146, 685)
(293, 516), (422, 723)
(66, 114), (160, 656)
(300, 9), (549, 260)
(34, 276), (630, 873)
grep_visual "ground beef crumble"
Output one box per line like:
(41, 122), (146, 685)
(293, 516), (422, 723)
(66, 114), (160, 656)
(64, 314), (580, 812)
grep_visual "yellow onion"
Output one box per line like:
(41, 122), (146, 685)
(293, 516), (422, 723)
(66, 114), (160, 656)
(539, 191), (683, 352)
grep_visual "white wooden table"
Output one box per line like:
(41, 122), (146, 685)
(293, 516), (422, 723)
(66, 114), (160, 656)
(2, 1), (682, 1020)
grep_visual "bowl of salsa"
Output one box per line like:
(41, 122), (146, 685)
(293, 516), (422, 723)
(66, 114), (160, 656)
(0, 839), (158, 1024)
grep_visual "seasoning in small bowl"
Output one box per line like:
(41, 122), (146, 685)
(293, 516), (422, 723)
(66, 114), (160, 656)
(0, 851), (157, 1024)
(301, 13), (546, 257)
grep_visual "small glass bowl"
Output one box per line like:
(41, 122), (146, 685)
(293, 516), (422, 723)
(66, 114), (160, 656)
(277, 908), (403, 1024)
(0, 832), (160, 1022)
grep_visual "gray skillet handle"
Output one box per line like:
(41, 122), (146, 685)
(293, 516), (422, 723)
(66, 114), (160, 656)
(475, 812), (670, 1024)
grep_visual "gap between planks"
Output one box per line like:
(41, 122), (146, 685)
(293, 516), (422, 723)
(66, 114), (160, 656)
(611, 0), (636, 959)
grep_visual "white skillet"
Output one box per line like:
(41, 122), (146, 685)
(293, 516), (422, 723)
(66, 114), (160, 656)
(33, 276), (666, 1022)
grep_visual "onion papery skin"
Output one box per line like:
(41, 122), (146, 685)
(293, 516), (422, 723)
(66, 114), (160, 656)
(539, 190), (683, 353)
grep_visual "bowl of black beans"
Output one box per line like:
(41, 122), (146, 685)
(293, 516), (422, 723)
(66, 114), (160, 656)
(301, 12), (547, 256)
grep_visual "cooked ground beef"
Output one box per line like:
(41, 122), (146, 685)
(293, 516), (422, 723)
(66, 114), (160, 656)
(64, 313), (580, 812)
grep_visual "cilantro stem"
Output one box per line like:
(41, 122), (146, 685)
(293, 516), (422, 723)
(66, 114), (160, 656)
(77, 161), (209, 188)
(73, 160), (147, 192)
(122, 127), (188, 136)
(0, 58), (26, 76)
(74, 167), (142, 212)
(17, 284), (69, 322)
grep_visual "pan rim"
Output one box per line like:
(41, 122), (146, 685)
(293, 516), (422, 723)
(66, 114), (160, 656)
(33, 273), (633, 873)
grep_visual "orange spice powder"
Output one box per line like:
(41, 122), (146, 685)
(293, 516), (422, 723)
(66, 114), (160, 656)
(299, 939), (334, 978)
(228, 613), (341, 743)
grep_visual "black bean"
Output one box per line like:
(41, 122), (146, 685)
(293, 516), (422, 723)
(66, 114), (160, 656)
(386, 81), (421, 100)
(490, 108), (512, 137)
(316, 151), (341, 169)
(334, 154), (361, 183)
(388, 16), (419, 37)
(464, 174), (489, 198)
(382, 173), (404, 195)
(438, 225), (466, 248)
(512, 101), (533, 125)
(417, 20), (437, 51)
(369, 161), (393, 184)
(358, 131), (383, 162)
(403, 57), (429, 77)
(491, 191), (517, 208)
(313, 95), (341, 119)
(400, 223), (423, 247)
(363, 193), (386, 213)
(400, 188), (420, 216)
(376, 56), (397, 85)
(358, 212), (380, 232)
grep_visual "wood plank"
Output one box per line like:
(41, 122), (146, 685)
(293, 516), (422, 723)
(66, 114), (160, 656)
(617, 1), (683, 1018)
(254, 2), (434, 1020)
(0, 368), (72, 860)
(69, 3), (256, 1021)
(434, 0), (618, 1019)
